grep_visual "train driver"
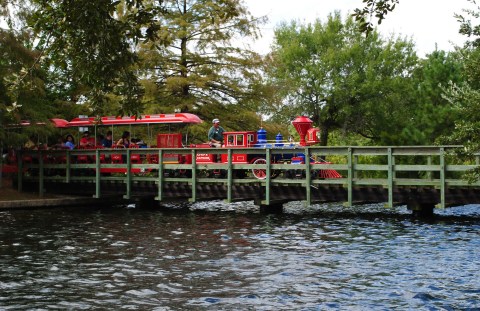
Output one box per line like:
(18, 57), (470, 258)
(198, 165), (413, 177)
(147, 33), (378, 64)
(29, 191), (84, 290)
(208, 118), (225, 148)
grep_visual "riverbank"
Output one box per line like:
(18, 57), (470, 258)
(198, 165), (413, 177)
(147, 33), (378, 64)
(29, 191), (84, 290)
(0, 177), (57, 201)
(0, 177), (126, 210)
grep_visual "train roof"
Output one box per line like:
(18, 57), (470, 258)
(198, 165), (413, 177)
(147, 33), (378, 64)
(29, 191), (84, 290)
(50, 118), (70, 128)
(67, 113), (203, 127)
(6, 118), (69, 128)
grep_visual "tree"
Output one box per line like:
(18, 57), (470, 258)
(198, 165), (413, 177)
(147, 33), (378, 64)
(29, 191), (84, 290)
(0, 2), (56, 145)
(403, 49), (464, 145)
(28, 0), (145, 115)
(137, 0), (267, 115)
(352, 0), (399, 35)
(265, 12), (418, 146)
(436, 1), (480, 179)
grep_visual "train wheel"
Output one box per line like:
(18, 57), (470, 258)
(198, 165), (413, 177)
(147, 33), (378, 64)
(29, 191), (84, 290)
(252, 158), (267, 180)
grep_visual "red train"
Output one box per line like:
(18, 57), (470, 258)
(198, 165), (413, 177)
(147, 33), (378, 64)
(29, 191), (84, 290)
(1, 114), (341, 179)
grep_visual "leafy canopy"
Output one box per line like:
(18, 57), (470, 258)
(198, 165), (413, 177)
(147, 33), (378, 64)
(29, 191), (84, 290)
(137, 0), (267, 116)
(266, 12), (418, 146)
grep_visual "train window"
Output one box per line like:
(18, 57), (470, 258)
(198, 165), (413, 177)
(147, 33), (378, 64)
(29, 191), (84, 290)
(227, 135), (235, 146)
(247, 134), (254, 143)
(236, 134), (244, 146)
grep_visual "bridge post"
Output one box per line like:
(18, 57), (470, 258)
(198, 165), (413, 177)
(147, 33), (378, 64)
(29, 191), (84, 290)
(17, 150), (23, 192)
(305, 147), (311, 206)
(124, 149), (131, 199)
(66, 150), (71, 183)
(346, 147), (353, 207)
(226, 149), (233, 203)
(408, 202), (435, 218)
(190, 149), (197, 202)
(439, 147), (446, 209)
(265, 149), (271, 205)
(156, 149), (164, 201)
(259, 203), (283, 214)
(38, 150), (44, 197)
(94, 149), (101, 198)
(387, 148), (393, 208)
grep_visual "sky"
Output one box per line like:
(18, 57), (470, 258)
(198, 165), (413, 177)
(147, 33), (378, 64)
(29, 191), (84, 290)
(243, 0), (472, 57)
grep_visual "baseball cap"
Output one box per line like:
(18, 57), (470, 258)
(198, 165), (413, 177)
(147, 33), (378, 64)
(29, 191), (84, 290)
(212, 118), (220, 123)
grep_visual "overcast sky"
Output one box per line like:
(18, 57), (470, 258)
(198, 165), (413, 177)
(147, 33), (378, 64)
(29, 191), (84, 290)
(243, 0), (472, 56)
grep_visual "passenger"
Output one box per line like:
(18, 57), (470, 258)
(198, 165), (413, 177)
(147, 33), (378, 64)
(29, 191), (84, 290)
(136, 139), (147, 148)
(116, 131), (130, 148)
(208, 118), (225, 148)
(101, 131), (113, 148)
(5, 147), (16, 164)
(96, 134), (104, 147)
(79, 131), (95, 147)
(24, 136), (37, 149)
(38, 143), (49, 150)
(64, 134), (75, 150)
(52, 137), (65, 149)
(131, 138), (147, 148)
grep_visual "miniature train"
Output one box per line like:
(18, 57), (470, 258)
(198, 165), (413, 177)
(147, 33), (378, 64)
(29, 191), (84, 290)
(1, 114), (341, 180)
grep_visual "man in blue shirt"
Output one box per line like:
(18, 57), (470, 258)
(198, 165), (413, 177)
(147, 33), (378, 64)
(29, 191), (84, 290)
(101, 131), (113, 148)
(208, 118), (225, 147)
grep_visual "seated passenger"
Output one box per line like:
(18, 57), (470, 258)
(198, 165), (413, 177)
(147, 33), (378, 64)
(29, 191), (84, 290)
(116, 131), (131, 148)
(24, 136), (37, 150)
(208, 118), (225, 147)
(96, 134), (104, 147)
(131, 138), (147, 148)
(101, 131), (113, 148)
(80, 131), (95, 147)
(64, 134), (75, 150)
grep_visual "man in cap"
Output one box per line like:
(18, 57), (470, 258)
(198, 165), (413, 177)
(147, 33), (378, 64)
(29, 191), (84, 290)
(208, 118), (225, 147)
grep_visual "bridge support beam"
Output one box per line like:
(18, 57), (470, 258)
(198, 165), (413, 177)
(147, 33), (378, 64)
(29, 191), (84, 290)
(259, 203), (284, 214)
(255, 198), (285, 213)
(134, 195), (157, 209)
(407, 202), (435, 219)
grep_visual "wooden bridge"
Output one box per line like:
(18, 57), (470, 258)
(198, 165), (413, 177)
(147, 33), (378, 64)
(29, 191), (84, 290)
(5, 145), (480, 216)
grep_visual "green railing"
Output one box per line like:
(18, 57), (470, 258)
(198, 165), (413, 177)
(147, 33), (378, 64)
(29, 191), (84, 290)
(13, 145), (480, 208)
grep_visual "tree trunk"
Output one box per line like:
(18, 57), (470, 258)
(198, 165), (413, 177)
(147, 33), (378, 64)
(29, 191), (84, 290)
(320, 123), (329, 146)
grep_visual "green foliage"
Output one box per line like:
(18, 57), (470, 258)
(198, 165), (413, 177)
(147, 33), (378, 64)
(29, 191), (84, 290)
(438, 2), (480, 180)
(352, 0), (399, 35)
(266, 12), (418, 146)
(29, 0), (144, 115)
(0, 28), (54, 144)
(403, 49), (464, 145)
(137, 0), (268, 117)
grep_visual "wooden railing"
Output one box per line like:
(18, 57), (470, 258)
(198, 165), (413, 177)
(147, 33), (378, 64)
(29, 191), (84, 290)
(11, 145), (480, 208)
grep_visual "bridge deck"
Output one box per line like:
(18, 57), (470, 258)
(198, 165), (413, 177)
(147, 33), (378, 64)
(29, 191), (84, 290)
(5, 145), (480, 213)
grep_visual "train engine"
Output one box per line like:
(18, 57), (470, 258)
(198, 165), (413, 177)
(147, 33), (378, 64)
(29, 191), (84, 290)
(195, 116), (341, 179)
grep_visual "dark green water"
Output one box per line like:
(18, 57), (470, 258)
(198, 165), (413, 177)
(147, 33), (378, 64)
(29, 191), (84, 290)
(0, 202), (479, 310)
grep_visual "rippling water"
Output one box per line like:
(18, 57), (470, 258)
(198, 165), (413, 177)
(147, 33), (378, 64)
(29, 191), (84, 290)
(0, 202), (479, 310)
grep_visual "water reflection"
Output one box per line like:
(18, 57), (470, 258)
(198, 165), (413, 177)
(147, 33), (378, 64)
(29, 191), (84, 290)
(0, 202), (479, 310)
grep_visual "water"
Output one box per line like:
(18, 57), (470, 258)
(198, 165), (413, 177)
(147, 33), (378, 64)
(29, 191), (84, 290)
(0, 202), (479, 310)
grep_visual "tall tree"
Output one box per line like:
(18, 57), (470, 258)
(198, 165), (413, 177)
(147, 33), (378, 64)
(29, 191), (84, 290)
(137, 0), (267, 115)
(404, 49), (464, 145)
(28, 0), (145, 115)
(436, 1), (480, 179)
(265, 12), (418, 146)
(0, 1), (57, 145)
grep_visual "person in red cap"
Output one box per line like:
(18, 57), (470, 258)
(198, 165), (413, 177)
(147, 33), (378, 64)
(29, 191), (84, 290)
(208, 118), (225, 147)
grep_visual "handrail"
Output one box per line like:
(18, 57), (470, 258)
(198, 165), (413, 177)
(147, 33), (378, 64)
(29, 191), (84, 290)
(12, 145), (479, 208)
